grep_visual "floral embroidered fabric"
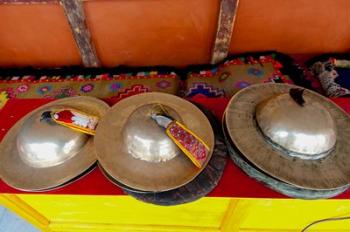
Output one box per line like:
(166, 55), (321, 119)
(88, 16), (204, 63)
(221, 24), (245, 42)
(185, 55), (293, 98)
(0, 71), (179, 100)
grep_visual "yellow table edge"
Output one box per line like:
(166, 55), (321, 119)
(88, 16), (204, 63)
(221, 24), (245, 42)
(1, 194), (350, 232)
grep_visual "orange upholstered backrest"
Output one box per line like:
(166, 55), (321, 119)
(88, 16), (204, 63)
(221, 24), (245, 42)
(0, 0), (349, 67)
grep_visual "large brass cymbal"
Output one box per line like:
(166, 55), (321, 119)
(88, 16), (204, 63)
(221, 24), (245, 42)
(95, 92), (214, 192)
(0, 96), (109, 191)
(225, 83), (350, 190)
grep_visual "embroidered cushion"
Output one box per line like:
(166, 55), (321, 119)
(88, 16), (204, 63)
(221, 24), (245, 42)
(0, 69), (179, 100)
(184, 54), (295, 98)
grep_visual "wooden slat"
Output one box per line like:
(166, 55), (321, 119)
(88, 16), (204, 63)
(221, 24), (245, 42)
(60, 0), (100, 67)
(0, 0), (57, 4)
(211, 0), (239, 64)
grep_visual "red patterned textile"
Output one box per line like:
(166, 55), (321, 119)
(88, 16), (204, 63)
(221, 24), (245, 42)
(167, 121), (209, 168)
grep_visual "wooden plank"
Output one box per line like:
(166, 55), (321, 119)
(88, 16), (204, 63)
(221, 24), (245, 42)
(60, 0), (100, 67)
(211, 0), (239, 64)
(0, 0), (57, 4)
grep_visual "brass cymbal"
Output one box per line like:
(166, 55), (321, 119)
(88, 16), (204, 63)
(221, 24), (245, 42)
(256, 92), (337, 159)
(95, 92), (214, 192)
(225, 83), (350, 190)
(0, 96), (109, 191)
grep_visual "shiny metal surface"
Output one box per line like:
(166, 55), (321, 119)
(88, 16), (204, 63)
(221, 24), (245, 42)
(122, 104), (181, 163)
(256, 93), (337, 159)
(17, 107), (89, 168)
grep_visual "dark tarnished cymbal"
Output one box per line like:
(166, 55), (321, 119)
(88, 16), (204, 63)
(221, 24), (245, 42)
(0, 96), (109, 191)
(223, 117), (348, 199)
(225, 83), (350, 190)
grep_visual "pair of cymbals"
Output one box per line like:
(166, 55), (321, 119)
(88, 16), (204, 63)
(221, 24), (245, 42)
(0, 93), (215, 193)
(223, 83), (350, 198)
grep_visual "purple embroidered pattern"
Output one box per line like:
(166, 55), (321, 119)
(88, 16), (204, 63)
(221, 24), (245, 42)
(235, 81), (251, 89)
(247, 67), (264, 77)
(16, 84), (29, 93)
(37, 85), (52, 95)
(156, 80), (171, 89)
(109, 82), (123, 92)
(80, 83), (94, 93)
(186, 83), (225, 97)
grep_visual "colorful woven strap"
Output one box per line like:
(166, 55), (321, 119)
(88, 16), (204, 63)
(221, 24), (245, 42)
(47, 109), (99, 135)
(165, 121), (209, 168)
